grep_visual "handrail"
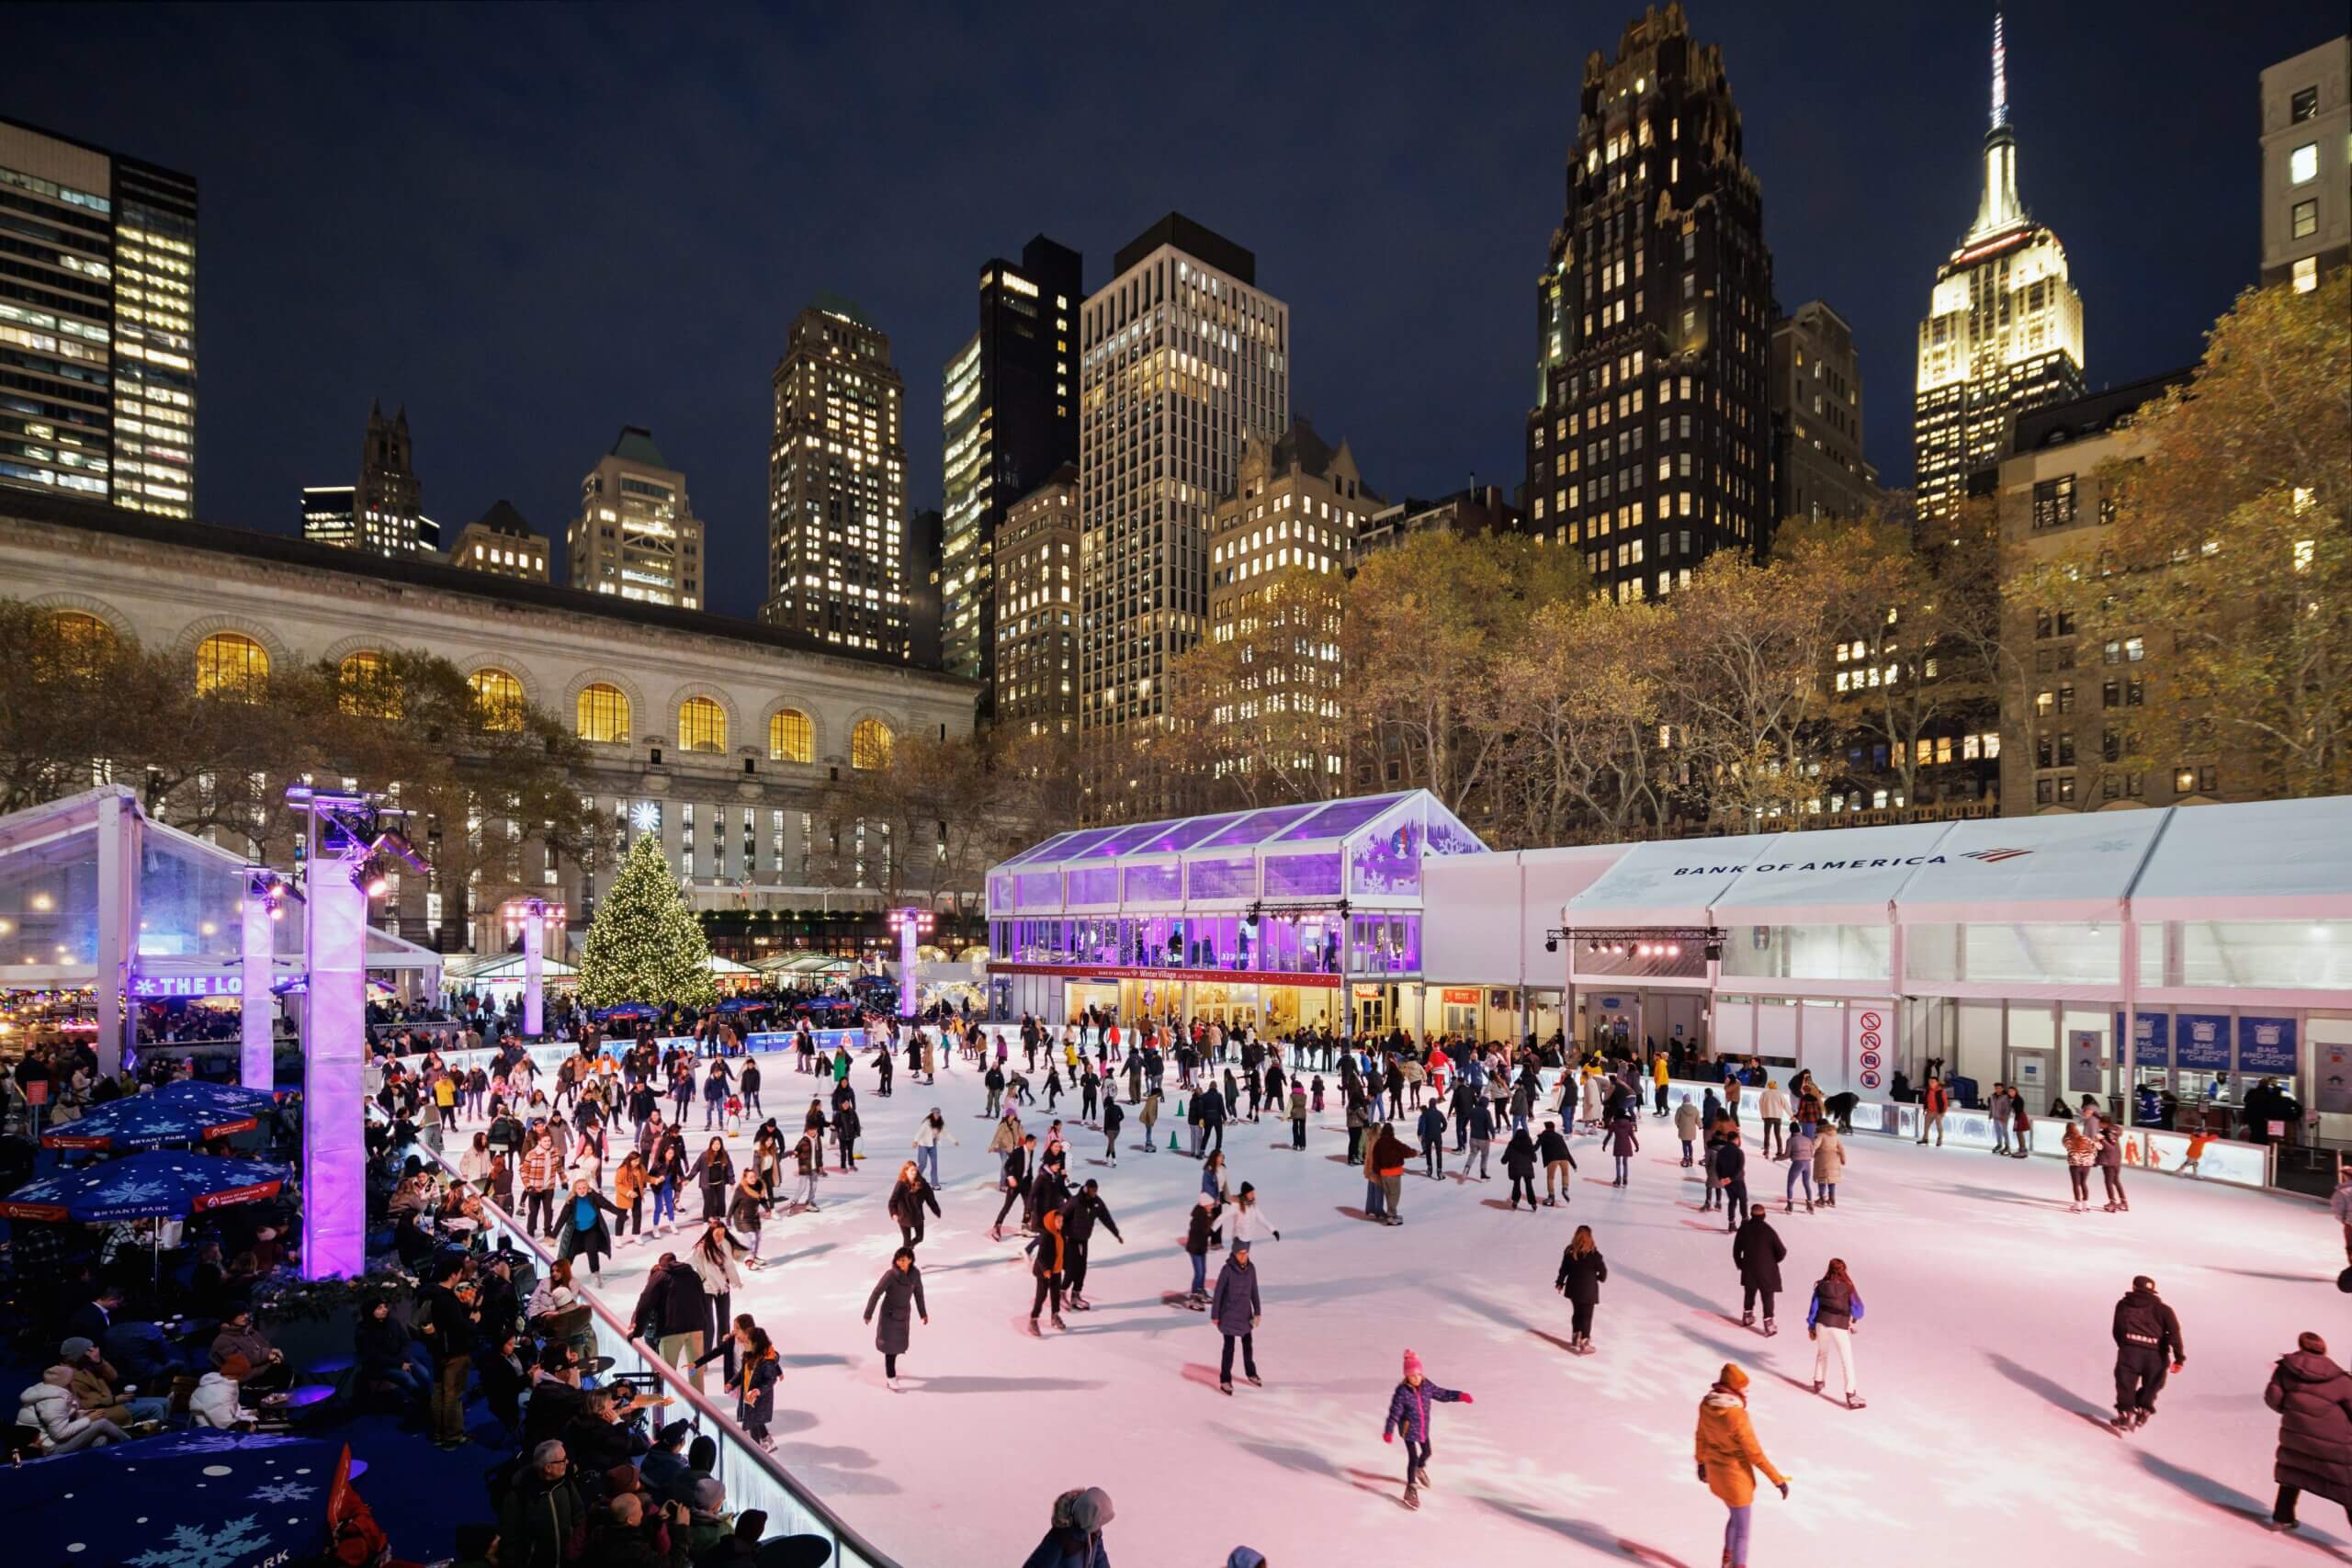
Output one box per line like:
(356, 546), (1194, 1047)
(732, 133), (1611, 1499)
(367, 1103), (899, 1567)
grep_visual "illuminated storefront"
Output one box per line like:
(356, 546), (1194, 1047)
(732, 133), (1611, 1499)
(985, 790), (1486, 1036)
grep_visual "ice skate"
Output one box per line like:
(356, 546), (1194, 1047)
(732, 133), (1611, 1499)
(1402, 1483), (1420, 1510)
(1027, 1317), (1042, 1337)
(888, 1375), (902, 1392)
(1413, 1464), (1430, 1488)
(1811, 1378), (1824, 1394)
(1544, 1197), (1556, 1207)
(1845, 1393), (1866, 1409)
(1068, 1294), (1090, 1311)
(2102, 1201), (2118, 1213)
(1217, 1381), (1233, 1395)
(1246, 1373), (1262, 1387)
(1762, 1319), (1778, 1337)
(1742, 1310), (1755, 1327)
(1050, 1314), (1069, 1331)
(2108, 1411), (2134, 1433)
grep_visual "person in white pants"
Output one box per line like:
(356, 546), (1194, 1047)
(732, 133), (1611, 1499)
(1805, 1258), (1866, 1409)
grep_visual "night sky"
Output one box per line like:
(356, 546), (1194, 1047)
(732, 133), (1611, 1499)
(11, 2), (2343, 618)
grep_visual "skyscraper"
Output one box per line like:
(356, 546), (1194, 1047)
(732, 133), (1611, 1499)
(941, 236), (1082, 714)
(1768, 300), (1878, 525)
(764, 298), (908, 657)
(1079, 213), (1289, 816)
(1523, 4), (1773, 603)
(993, 464), (1080, 737)
(307, 401), (431, 556)
(569, 426), (704, 608)
(1913, 14), (2086, 521)
(0, 117), (197, 517)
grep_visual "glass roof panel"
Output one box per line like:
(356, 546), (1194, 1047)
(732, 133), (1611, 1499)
(1074, 818), (1184, 859)
(1136, 813), (1246, 855)
(1035, 827), (1122, 863)
(1198, 802), (1323, 849)
(1001, 833), (1079, 867)
(1274, 794), (1408, 842)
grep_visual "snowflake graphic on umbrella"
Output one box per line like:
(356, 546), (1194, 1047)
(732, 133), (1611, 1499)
(128, 1513), (271, 1568)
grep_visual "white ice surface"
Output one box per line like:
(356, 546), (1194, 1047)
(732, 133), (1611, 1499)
(543, 1057), (2345, 1566)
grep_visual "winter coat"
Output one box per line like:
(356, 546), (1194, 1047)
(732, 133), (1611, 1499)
(1605, 1117), (1640, 1156)
(2112, 1287), (2185, 1360)
(1811, 1128), (1847, 1185)
(1556, 1247), (1609, 1305)
(864, 1265), (928, 1356)
(1785, 1121), (1819, 1162)
(1369, 1130), (1412, 1174)
(211, 1320), (275, 1371)
(630, 1258), (710, 1341)
(1501, 1130), (1538, 1179)
(1383, 1376), (1464, 1442)
(1102, 1100), (1124, 1136)
(1693, 1387), (1786, 1506)
(1733, 1215), (1785, 1293)
(1208, 1255), (1261, 1337)
(1674, 1101), (1702, 1141)
(554, 1190), (624, 1263)
(888, 1180), (941, 1231)
(1026, 1223), (1066, 1280)
(1416, 1104), (1446, 1145)
(1711, 1140), (1746, 1185)
(733, 1348), (780, 1427)
(189, 1369), (245, 1427)
(498, 1464), (588, 1568)
(1807, 1275), (1863, 1332)
(1467, 1103), (1495, 1141)
(614, 1160), (648, 1208)
(1185, 1201), (1220, 1258)
(17, 1371), (95, 1447)
(1536, 1128), (1575, 1165)
(1758, 1087), (1791, 1121)
(689, 1239), (744, 1297)
(2267, 1350), (2352, 1506)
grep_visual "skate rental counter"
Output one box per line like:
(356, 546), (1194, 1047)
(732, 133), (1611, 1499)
(1547, 798), (2352, 1155)
(983, 790), (1487, 1039)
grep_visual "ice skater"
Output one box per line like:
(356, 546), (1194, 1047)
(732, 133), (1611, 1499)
(1502, 1125), (1540, 1210)
(2096, 1125), (2130, 1213)
(1783, 1116), (1817, 1213)
(2063, 1121), (2097, 1212)
(2264, 1330), (2352, 1534)
(1675, 1095), (1702, 1168)
(1024, 1207), (1069, 1334)
(1538, 1120), (1577, 1205)
(1382, 1349), (1473, 1511)
(1811, 1122), (1846, 1207)
(1182, 1191), (1220, 1308)
(1554, 1224), (1607, 1353)
(1209, 1237), (1262, 1396)
(888, 1161), (941, 1254)
(1733, 1207), (1786, 1336)
(1605, 1106), (1640, 1186)
(1713, 1127), (1749, 1226)
(2109, 1273), (2185, 1432)
(1694, 1362), (1790, 1568)
(862, 1246), (928, 1392)
(1805, 1258), (1865, 1408)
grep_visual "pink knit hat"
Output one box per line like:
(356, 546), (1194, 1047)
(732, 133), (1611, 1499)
(1402, 1348), (1423, 1378)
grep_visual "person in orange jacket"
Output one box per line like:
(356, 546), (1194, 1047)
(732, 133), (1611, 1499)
(1916, 1075), (1950, 1147)
(1694, 1362), (1790, 1568)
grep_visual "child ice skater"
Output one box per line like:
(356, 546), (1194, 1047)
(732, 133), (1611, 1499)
(1382, 1348), (1474, 1511)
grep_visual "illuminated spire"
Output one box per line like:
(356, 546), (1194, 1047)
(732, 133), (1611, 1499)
(1991, 13), (2007, 130)
(1969, 12), (2023, 239)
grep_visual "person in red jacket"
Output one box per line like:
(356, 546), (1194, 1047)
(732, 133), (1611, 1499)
(1915, 1076), (1950, 1147)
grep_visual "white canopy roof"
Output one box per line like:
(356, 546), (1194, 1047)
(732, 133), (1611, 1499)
(1709, 820), (1960, 927)
(2127, 795), (2352, 922)
(1893, 809), (2168, 925)
(1561, 835), (1772, 928)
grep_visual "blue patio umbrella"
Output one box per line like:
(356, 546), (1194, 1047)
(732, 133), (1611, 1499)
(0, 1427), (342, 1567)
(717, 997), (766, 1012)
(38, 1091), (260, 1154)
(0, 1148), (287, 1224)
(594, 1001), (662, 1021)
(156, 1077), (285, 1113)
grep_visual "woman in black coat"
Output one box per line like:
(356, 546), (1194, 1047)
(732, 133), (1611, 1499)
(2267, 1331), (2352, 1531)
(689, 1137), (734, 1221)
(1732, 1210), (1787, 1335)
(888, 1163), (942, 1252)
(1554, 1224), (1609, 1354)
(551, 1177), (625, 1276)
(1501, 1127), (1541, 1212)
(862, 1247), (929, 1391)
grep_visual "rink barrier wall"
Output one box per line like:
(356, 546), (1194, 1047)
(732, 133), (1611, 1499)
(1657, 1077), (2275, 1190)
(367, 1103), (901, 1568)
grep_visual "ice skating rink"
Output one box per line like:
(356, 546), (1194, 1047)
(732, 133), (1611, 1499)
(569, 1061), (2345, 1566)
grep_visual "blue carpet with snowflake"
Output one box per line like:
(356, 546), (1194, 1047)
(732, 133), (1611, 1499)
(13, 1428), (339, 1568)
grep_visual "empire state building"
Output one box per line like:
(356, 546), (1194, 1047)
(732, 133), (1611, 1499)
(1913, 15), (2086, 520)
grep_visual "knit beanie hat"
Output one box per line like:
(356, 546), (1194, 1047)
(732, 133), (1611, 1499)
(1718, 1360), (1748, 1392)
(691, 1476), (727, 1513)
(59, 1337), (94, 1360)
(1402, 1348), (1423, 1378)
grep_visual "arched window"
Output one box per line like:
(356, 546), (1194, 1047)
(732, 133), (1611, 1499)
(576, 683), (631, 744)
(678, 695), (727, 752)
(469, 668), (526, 731)
(851, 716), (893, 770)
(337, 650), (401, 717)
(768, 708), (813, 762)
(48, 612), (113, 674)
(195, 632), (269, 699)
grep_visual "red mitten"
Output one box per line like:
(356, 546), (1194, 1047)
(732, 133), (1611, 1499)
(1383, 1431), (1394, 1443)
(1460, 1393), (1475, 1404)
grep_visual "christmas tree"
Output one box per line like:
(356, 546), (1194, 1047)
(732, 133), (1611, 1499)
(575, 831), (718, 1010)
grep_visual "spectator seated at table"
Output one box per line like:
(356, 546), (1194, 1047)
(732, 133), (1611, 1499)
(189, 1353), (250, 1429)
(16, 1365), (134, 1454)
(354, 1294), (433, 1402)
(100, 1315), (187, 1387)
(59, 1337), (171, 1427)
(209, 1306), (293, 1402)
(63, 1284), (125, 1348)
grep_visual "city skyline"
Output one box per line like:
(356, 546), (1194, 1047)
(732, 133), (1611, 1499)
(4, 2), (2339, 618)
